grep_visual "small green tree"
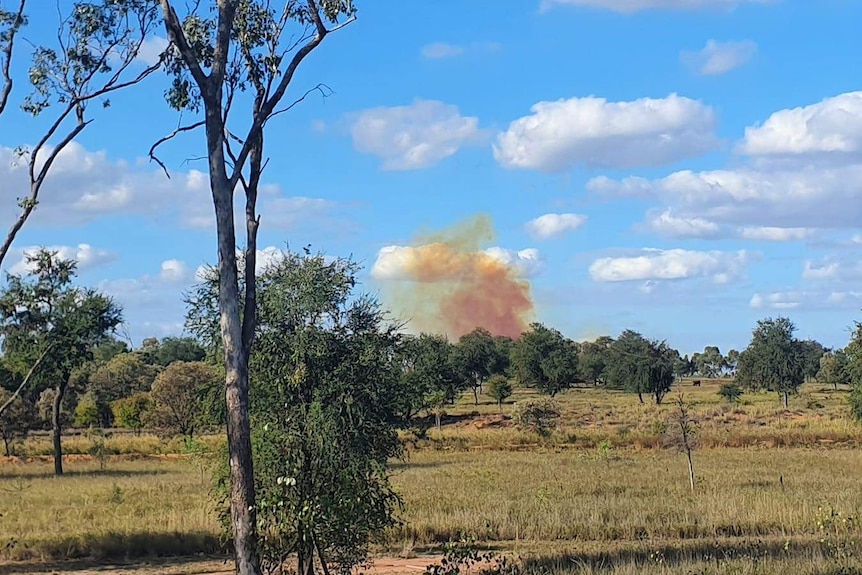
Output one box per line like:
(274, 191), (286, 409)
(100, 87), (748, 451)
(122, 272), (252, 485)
(453, 328), (498, 405)
(849, 386), (862, 422)
(145, 361), (218, 438)
(818, 350), (849, 390)
(425, 389), (448, 430)
(0, 249), (122, 475)
(73, 392), (101, 428)
(111, 392), (152, 433)
(605, 330), (676, 405)
(191, 250), (403, 575)
(736, 317), (805, 408)
(485, 375), (512, 412)
(718, 382), (743, 403)
(511, 323), (579, 397)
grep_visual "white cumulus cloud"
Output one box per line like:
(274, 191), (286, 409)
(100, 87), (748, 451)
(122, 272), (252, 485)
(494, 94), (716, 172)
(738, 91), (862, 159)
(135, 36), (169, 66)
(525, 213), (588, 239)
(159, 259), (193, 285)
(589, 248), (750, 283)
(483, 247), (545, 277)
(738, 226), (812, 241)
(8, 243), (116, 275)
(645, 210), (721, 238)
(349, 99), (485, 170)
(681, 39), (757, 76)
(370, 244), (544, 280)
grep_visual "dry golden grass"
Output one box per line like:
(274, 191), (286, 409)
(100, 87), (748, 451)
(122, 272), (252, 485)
(3, 379), (862, 574)
(0, 459), (220, 561)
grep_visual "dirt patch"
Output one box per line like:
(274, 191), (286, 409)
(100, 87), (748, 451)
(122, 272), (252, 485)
(456, 414), (512, 430)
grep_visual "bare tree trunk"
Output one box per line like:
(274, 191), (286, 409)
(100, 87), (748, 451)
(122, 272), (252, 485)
(52, 382), (65, 476)
(473, 386), (479, 405)
(206, 104), (259, 574)
(686, 446), (695, 492)
(782, 390), (789, 409)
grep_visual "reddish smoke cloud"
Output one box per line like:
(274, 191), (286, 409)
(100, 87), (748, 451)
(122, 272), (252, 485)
(372, 215), (536, 339)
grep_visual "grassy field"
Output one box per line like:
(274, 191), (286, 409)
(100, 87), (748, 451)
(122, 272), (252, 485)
(3, 379), (862, 574)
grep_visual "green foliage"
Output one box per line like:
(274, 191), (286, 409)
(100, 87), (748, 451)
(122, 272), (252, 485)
(73, 392), (100, 428)
(425, 389), (448, 430)
(485, 375), (513, 411)
(512, 398), (560, 438)
(144, 361), (219, 438)
(398, 333), (463, 423)
(693, 345), (725, 378)
(605, 330), (676, 405)
(110, 392), (152, 432)
(453, 328), (502, 405)
(20, 0), (161, 116)
(579, 336), (613, 385)
(718, 382), (743, 403)
(848, 386), (862, 422)
(87, 353), (158, 426)
(511, 323), (579, 397)
(0, 390), (36, 456)
(139, 337), (206, 367)
(200, 250), (403, 575)
(819, 350), (848, 389)
(736, 317), (805, 407)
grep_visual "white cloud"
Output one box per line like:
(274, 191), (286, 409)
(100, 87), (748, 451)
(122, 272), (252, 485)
(681, 39), (757, 76)
(135, 36), (169, 66)
(803, 260), (839, 281)
(8, 243), (116, 275)
(349, 99), (484, 170)
(370, 244), (544, 280)
(525, 213), (588, 239)
(0, 142), (209, 228)
(738, 226), (813, 241)
(738, 92), (862, 159)
(494, 94), (716, 172)
(589, 248), (750, 283)
(588, 163), (862, 229)
(421, 43), (465, 59)
(749, 291), (802, 310)
(645, 210), (721, 238)
(0, 142), (345, 232)
(483, 247), (545, 277)
(159, 259), (193, 285)
(541, 0), (774, 13)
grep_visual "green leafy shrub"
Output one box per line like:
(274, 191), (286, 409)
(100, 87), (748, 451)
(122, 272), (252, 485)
(110, 392), (152, 432)
(73, 392), (101, 428)
(485, 375), (513, 411)
(718, 382), (743, 403)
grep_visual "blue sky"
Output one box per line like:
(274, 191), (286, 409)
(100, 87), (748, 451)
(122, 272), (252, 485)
(2, 0), (862, 355)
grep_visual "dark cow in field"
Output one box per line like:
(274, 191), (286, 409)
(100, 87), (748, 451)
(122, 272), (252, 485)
(692, 380), (702, 387)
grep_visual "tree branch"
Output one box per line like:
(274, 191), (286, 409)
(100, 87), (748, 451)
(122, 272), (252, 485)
(210, 0), (238, 90)
(227, 1), (356, 191)
(0, 0), (26, 117)
(269, 83), (332, 120)
(148, 120), (206, 177)
(0, 343), (53, 418)
(158, 0), (209, 89)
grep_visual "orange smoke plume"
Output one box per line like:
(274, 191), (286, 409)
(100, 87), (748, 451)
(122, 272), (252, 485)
(373, 215), (536, 339)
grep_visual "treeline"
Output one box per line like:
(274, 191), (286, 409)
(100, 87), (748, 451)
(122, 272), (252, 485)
(3, 248), (862, 462)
